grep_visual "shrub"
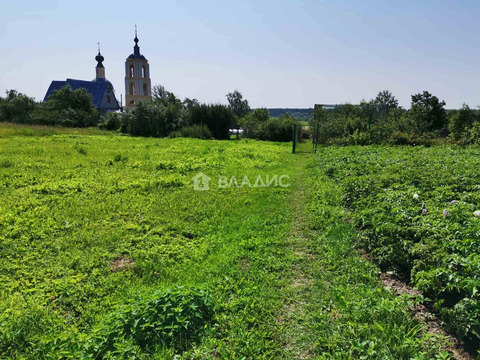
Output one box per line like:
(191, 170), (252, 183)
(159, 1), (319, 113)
(256, 116), (295, 142)
(120, 100), (170, 137)
(83, 286), (213, 357)
(0, 90), (36, 124)
(449, 104), (477, 141)
(99, 112), (122, 131)
(409, 91), (447, 134)
(186, 104), (232, 140)
(169, 124), (212, 139)
(32, 86), (99, 127)
(468, 122), (480, 145)
(241, 111), (294, 142)
(345, 129), (372, 145)
(389, 131), (410, 145)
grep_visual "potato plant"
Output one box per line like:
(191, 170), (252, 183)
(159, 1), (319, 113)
(318, 145), (480, 352)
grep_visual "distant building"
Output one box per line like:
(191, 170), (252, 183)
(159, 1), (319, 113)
(124, 28), (151, 107)
(43, 49), (121, 111)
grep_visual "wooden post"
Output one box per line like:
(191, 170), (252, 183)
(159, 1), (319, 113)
(292, 123), (297, 154)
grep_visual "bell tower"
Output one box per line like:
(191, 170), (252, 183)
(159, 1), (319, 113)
(95, 43), (105, 79)
(125, 26), (151, 107)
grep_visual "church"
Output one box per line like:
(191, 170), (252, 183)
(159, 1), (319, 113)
(43, 29), (151, 111)
(124, 29), (152, 107)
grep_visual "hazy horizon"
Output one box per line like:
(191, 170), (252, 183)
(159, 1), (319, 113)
(1, 0), (480, 109)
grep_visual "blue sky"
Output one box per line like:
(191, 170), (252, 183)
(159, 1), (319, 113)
(1, 0), (479, 108)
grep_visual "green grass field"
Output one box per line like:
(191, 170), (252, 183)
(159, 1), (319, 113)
(0, 124), (465, 359)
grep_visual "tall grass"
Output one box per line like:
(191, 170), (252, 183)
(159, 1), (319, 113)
(0, 122), (112, 137)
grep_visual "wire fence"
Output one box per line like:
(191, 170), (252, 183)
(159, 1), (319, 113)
(292, 123), (320, 154)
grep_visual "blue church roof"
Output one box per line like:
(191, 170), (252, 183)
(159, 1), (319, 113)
(43, 78), (114, 108)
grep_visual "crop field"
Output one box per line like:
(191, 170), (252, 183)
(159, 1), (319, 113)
(0, 125), (472, 359)
(319, 146), (480, 354)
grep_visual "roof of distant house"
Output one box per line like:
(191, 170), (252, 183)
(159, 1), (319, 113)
(43, 78), (114, 108)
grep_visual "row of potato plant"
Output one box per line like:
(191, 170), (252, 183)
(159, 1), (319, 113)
(318, 145), (480, 354)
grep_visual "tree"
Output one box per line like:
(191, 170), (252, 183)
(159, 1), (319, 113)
(187, 103), (232, 140)
(240, 108), (270, 139)
(34, 86), (99, 127)
(121, 100), (169, 137)
(250, 108), (269, 123)
(409, 91), (447, 134)
(183, 98), (199, 109)
(226, 90), (250, 118)
(373, 90), (398, 115)
(152, 85), (168, 101)
(0, 90), (36, 123)
(449, 104), (477, 140)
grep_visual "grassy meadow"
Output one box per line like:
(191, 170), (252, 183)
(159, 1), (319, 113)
(0, 123), (464, 359)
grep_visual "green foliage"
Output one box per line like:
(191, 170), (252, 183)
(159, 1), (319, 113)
(468, 122), (480, 144)
(0, 90), (36, 124)
(33, 86), (100, 127)
(84, 286), (213, 357)
(151, 84), (169, 101)
(373, 90), (399, 116)
(250, 108), (270, 123)
(267, 108), (314, 121)
(253, 115), (294, 142)
(388, 131), (432, 146)
(186, 103), (232, 140)
(169, 124), (212, 139)
(226, 90), (250, 119)
(0, 131), (302, 358)
(448, 104), (477, 141)
(122, 85), (232, 140)
(304, 166), (451, 360)
(120, 100), (174, 137)
(99, 112), (122, 131)
(0, 122), (111, 137)
(313, 90), (457, 145)
(241, 109), (293, 142)
(409, 91), (447, 134)
(318, 146), (480, 352)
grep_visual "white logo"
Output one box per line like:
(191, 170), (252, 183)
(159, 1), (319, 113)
(192, 172), (211, 191)
(192, 173), (290, 191)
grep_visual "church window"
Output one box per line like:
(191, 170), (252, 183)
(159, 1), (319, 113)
(129, 83), (135, 96)
(130, 64), (134, 77)
(142, 65), (146, 78)
(130, 101), (135, 106)
(143, 83), (148, 95)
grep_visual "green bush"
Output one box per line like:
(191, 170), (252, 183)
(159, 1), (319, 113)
(186, 103), (232, 140)
(256, 116), (295, 142)
(0, 90), (36, 124)
(83, 286), (213, 357)
(389, 131), (410, 145)
(32, 86), (99, 127)
(468, 122), (480, 145)
(241, 111), (295, 142)
(346, 129), (372, 145)
(120, 100), (172, 137)
(389, 132), (432, 146)
(121, 97), (231, 140)
(99, 112), (122, 131)
(448, 104), (477, 141)
(169, 124), (212, 139)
